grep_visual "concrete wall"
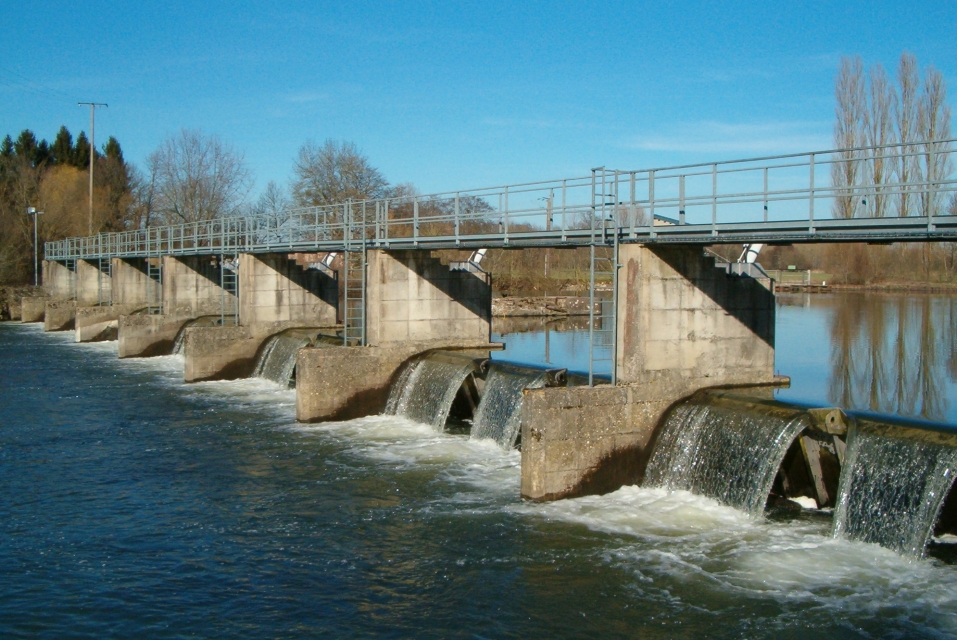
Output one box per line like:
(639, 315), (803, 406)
(111, 258), (154, 307)
(75, 260), (102, 306)
(297, 340), (499, 422)
(238, 253), (337, 328)
(42, 260), (74, 299)
(164, 255), (232, 315)
(365, 250), (491, 345)
(117, 312), (196, 358)
(183, 325), (262, 382)
(182, 320), (340, 381)
(21, 296), (49, 322)
(44, 300), (76, 331)
(616, 245), (775, 388)
(75, 303), (142, 342)
(520, 245), (779, 502)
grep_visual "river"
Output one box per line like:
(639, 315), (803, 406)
(2, 291), (956, 638)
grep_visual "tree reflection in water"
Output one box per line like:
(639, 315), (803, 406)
(828, 293), (954, 421)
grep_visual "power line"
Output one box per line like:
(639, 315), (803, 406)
(0, 66), (80, 104)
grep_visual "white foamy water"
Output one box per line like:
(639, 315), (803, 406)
(515, 485), (957, 628)
(292, 415), (521, 498)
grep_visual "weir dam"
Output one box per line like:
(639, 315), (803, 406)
(20, 141), (957, 559)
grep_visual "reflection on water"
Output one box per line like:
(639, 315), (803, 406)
(496, 292), (957, 425)
(831, 294), (952, 421)
(492, 315), (607, 374)
(778, 292), (957, 423)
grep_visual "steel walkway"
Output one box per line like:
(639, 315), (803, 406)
(45, 139), (957, 262)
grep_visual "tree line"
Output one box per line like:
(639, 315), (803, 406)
(831, 51), (954, 220)
(1, 50), (954, 290)
(0, 126), (132, 283)
(762, 51), (957, 286)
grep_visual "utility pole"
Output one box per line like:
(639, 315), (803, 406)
(78, 102), (108, 236)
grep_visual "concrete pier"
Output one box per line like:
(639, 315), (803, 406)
(75, 304), (143, 342)
(238, 253), (337, 326)
(20, 296), (49, 322)
(179, 252), (339, 380)
(112, 258), (156, 307)
(295, 249), (494, 420)
(296, 340), (498, 422)
(42, 260), (75, 299)
(366, 250), (490, 344)
(43, 300), (76, 331)
(163, 255), (232, 313)
(520, 245), (778, 501)
(75, 259), (103, 306)
(116, 255), (232, 357)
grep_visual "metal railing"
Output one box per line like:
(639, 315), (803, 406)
(45, 139), (957, 262)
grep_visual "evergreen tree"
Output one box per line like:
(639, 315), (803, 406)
(35, 140), (50, 167)
(0, 136), (13, 158)
(73, 131), (90, 169)
(51, 126), (74, 165)
(14, 130), (38, 163)
(104, 136), (123, 163)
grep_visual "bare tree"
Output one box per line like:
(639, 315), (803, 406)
(895, 52), (920, 217)
(832, 56), (867, 219)
(917, 65), (953, 217)
(251, 181), (294, 242)
(147, 130), (252, 224)
(865, 64), (896, 217)
(291, 139), (388, 208)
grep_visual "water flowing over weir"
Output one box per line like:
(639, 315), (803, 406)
(386, 352), (485, 430)
(645, 393), (811, 515)
(833, 421), (957, 557)
(470, 363), (567, 449)
(171, 316), (221, 355)
(253, 330), (338, 387)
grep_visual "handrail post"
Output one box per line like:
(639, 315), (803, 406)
(809, 153), (816, 234)
(454, 192), (460, 245)
(413, 197), (419, 246)
(629, 171), (637, 237)
(928, 145), (937, 232)
(679, 174), (686, 226)
(763, 166), (769, 222)
(503, 186), (509, 245)
(561, 179), (567, 242)
(711, 163), (717, 236)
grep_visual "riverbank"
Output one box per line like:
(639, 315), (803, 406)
(491, 296), (596, 317)
(777, 282), (957, 293)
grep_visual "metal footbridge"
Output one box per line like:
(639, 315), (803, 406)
(41, 140), (957, 384)
(44, 139), (957, 262)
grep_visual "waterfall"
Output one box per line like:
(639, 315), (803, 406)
(172, 325), (188, 355)
(172, 316), (221, 355)
(386, 353), (480, 430)
(253, 331), (314, 386)
(644, 394), (810, 516)
(833, 422), (957, 557)
(471, 363), (547, 449)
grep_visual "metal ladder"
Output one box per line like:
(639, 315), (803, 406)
(97, 258), (112, 306)
(343, 200), (367, 345)
(343, 246), (366, 345)
(220, 255), (239, 326)
(589, 168), (620, 386)
(147, 258), (163, 315)
(64, 258), (77, 301)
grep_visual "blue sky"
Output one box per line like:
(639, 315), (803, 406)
(2, 1), (955, 198)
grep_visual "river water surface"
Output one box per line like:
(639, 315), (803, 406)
(2, 291), (957, 638)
